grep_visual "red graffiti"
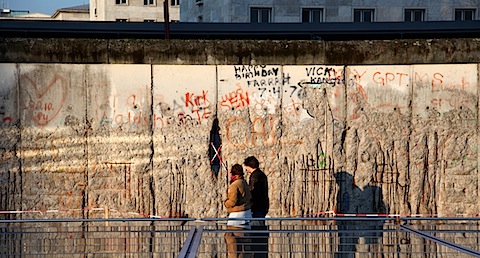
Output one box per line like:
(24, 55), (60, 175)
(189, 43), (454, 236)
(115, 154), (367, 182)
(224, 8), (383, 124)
(431, 97), (470, 109)
(225, 115), (302, 149)
(372, 71), (409, 86)
(22, 74), (67, 127)
(1, 116), (13, 125)
(414, 72), (446, 92)
(183, 90), (212, 122)
(185, 90), (210, 107)
(283, 99), (301, 117)
(221, 84), (250, 110)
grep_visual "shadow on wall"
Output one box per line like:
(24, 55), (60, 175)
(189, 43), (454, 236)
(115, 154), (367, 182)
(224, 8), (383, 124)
(334, 171), (387, 257)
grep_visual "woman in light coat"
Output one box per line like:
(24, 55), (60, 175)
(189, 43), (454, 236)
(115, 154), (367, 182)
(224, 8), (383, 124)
(224, 164), (252, 257)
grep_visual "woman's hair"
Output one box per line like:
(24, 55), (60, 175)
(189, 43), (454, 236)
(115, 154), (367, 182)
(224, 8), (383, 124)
(243, 156), (259, 169)
(231, 164), (244, 177)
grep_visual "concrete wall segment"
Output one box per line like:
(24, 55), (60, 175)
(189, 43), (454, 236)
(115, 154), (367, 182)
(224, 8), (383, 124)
(0, 64), (18, 127)
(153, 65), (216, 129)
(18, 64), (86, 129)
(17, 64), (87, 219)
(89, 64), (152, 130)
(0, 38), (108, 64)
(1, 63), (478, 218)
(2, 38), (480, 219)
(412, 64), (477, 117)
(346, 65), (411, 119)
(86, 64), (153, 218)
(5, 38), (480, 65)
(279, 65), (346, 216)
(344, 65), (413, 215)
(152, 65), (217, 217)
(0, 64), (21, 216)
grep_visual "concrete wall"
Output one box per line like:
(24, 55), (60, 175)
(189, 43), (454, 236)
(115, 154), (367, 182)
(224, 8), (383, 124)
(0, 38), (479, 219)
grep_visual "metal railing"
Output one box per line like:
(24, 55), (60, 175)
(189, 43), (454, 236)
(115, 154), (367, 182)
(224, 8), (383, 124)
(194, 217), (480, 257)
(1, 217), (480, 257)
(0, 218), (194, 257)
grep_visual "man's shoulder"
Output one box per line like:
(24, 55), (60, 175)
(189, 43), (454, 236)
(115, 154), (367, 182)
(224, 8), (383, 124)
(254, 169), (267, 178)
(253, 169), (265, 174)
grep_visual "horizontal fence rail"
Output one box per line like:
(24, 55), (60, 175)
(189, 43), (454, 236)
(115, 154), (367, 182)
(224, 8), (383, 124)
(0, 217), (479, 257)
(0, 218), (195, 257)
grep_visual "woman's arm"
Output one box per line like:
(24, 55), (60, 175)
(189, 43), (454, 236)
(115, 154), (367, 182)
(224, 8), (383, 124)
(224, 184), (238, 208)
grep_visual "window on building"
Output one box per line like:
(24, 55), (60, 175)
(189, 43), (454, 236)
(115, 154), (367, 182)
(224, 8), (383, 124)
(455, 9), (475, 21)
(250, 7), (272, 23)
(404, 9), (425, 21)
(115, 0), (127, 4)
(144, 0), (154, 5)
(353, 9), (374, 22)
(171, 0), (180, 6)
(302, 8), (323, 23)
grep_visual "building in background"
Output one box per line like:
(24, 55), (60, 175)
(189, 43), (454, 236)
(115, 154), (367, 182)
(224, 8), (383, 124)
(1, 8), (28, 17)
(0, 8), (51, 20)
(90, 0), (179, 22)
(0, 5), (88, 20)
(181, 0), (479, 23)
(52, 4), (90, 21)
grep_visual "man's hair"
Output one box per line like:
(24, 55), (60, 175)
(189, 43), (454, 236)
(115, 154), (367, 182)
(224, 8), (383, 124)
(231, 164), (244, 176)
(243, 156), (259, 169)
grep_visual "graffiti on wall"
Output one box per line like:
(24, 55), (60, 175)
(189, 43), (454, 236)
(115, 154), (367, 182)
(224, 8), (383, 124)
(227, 65), (283, 115)
(303, 66), (344, 87)
(415, 71), (474, 110)
(282, 65), (345, 123)
(156, 89), (213, 128)
(221, 66), (304, 118)
(94, 92), (149, 128)
(220, 84), (250, 110)
(94, 89), (214, 129)
(21, 74), (67, 127)
(347, 65), (476, 120)
(6, 64), (476, 130)
(87, 161), (134, 207)
(347, 67), (409, 120)
(0, 89), (13, 126)
(182, 90), (212, 123)
(225, 114), (303, 149)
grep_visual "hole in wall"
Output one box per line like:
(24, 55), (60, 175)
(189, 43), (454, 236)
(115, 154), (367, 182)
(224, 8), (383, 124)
(208, 118), (222, 178)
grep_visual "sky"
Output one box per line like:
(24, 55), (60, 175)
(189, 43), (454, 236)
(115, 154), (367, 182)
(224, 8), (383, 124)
(3, 0), (88, 15)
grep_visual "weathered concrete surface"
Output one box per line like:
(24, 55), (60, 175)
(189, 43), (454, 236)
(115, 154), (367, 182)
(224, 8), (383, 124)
(3, 38), (480, 65)
(0, 38), (479, 219)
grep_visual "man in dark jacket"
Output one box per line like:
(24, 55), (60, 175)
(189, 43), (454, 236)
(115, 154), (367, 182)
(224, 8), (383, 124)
(244, 156), (269, 217)
(244, 156), (269, 257)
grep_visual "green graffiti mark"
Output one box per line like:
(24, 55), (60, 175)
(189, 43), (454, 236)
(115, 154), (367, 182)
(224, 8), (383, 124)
(451, 141), (479, 170)
(318, 152), (330, 169)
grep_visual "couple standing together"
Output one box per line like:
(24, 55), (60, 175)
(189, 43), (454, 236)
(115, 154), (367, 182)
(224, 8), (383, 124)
(224, 156), (269, 257)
